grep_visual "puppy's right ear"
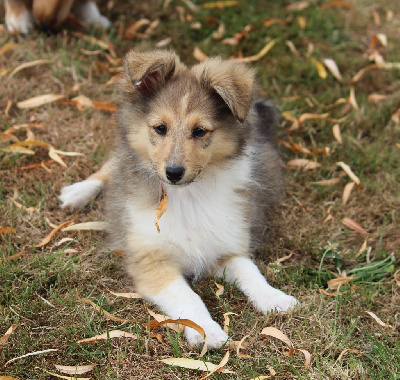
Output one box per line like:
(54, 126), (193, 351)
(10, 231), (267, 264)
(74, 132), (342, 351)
(122, 50), (184, 94)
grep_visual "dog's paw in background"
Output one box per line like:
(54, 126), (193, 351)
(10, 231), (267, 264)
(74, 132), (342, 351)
(5, 0), (34, 33)
(59, 179), (103, 210)
(184, 320), (228, 349)
(72, 1), (110, 28)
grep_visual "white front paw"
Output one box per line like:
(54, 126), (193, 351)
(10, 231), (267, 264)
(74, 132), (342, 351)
(253, 289), (299, 314)
(185, 320), (228, 349)
(59, 179), (103, 210)
(92, 15), (110, 28)
(6, 9), (34, 34)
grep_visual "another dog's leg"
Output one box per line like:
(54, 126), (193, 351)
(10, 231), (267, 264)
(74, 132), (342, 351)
(5, 0), (34, 34)
(131, 255), (228, 349)
(59, 157), (113, 210)
(71, 0), (110, 28)
(216, 256), (298, 313)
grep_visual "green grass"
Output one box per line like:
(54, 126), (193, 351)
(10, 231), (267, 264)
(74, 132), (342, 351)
(0, 0), (399, 378)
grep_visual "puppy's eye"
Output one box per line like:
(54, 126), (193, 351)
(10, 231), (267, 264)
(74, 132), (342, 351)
(154, 125), (167, 135)
(192, 127), (207, 138)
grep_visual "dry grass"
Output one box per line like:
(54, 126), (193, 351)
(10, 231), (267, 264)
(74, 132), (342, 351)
(1, 0), (399, 379)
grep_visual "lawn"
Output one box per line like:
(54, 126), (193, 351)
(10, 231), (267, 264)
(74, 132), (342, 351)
(0, 0), (399, 379)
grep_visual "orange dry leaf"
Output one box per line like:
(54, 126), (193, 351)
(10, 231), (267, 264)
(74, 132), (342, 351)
(92, 101), (118, 112)
(17, 94), (65, 109)
(332, 124), (342, 143)
(319, 288), (343, 297)
(310, 58), (327, 78)
(78, 298), (135, 323)
(18, 160), (55, 171)
(7, 247), (25, 261)
(193, 46), (208, 61)
(215, 282), (224, 298)
(275, 251), (294, 264)
(261, 326), (293, 348)
(341, 217), (369, 235)
(223, 312), (236, 334)
(321, 1), (352, 10)
(371, 9), (380, 26)
(155, 185), (168, 233)
(287, 159), (321, 170)
(285, 1), (309, 11)
(201, 1), (238, 8)
(264, 18), (286, 27)
(9, 59), (52, 77)
(366, 311), (393, 328)
(0, 324), (19, 347)
(336, 162), (360, 185)
(147, 309), (185, 333)
(77, 330), (137, 343)
(311, 178), (341, 186)
(0, 227), (16, 235)
(394, 269), (400, 286)
(35, 221), (74, 248)
(351, 64), (381, 83)
(342, 181), (355, 205)
(298, 112), (329, 124)
(285, 348), (312, 369)
(200, 350), (231, 379)
(327, 274), (355, 290)
(337, 348), (360, 361)
(235, 335), (251, 358)
(282, 112), (299, 131)
(368, 93), (388, 103)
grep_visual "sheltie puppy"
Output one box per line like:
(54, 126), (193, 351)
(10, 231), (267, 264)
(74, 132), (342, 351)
(60, 50), (298, 348)
(5, 0), (110, 33)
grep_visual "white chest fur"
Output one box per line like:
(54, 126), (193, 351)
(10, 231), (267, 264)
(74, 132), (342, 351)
(128, 154), (253, 278)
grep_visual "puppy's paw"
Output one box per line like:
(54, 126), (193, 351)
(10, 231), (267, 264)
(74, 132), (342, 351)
(185, 321), (228, 349)
(6, 8), (34, 34)
(253, 289), (299, 314)
(59, 179), (103, 210)
(73, 1), (110, 28)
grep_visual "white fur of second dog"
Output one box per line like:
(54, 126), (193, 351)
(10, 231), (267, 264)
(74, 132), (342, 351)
(59, 179), (103, 210)
(72, 1), (110, 28)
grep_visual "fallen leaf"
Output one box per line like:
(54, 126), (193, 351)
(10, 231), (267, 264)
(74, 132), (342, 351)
(298, 112), (329, 124)
(341, 217), (369, 235)
(108, 290), (143, 299)
(160, 357), (234, 374)
(38, 368), (89, 380)
(321, 1), (352, 10)
(367, 93), (388, 103)
(369, 33), (388, 49)
(193, 46), (209, 61)
(297, 16), (306, 30)
(235, 335), (251, 358)
(264, 18), (286, 27)
(348, 87), (359, 110)
(0, 227), (16, 235)
(200, 350), (231, 379)
(231, 38), (279, 63)
(4, 349), (58, 367)
(355, 239), (368, 258)
(337, 348), (360, 361)
(323, 58), (343, 81)
(7, 247), (25, 261)
(201, 1), (238, 8)
(35, 221), (74, 248)
(55, 364), (96, 375)
(147, 309), (185, 333)
(1, 146), (35, 155)
(285, 1), (309, 11)
(62, 221), (107, 231)
(0, 43), (18, 56)
(48, 147), (67, 167)
(336, 162), (360, 185)
(332, 124), (342, 143)
(351, 64), (381, 83)
(215, 282), (224, 298)
(285, 348), (312, 369)
(328, 274), (355, 290)
(0, 325), (19, 347)
(275, 251), (294, 263)
(9, 59), (52, 77)
(155, 185), (168, 233)
(77, 330), (137, 343)
(394, 269), (400, 286)
(342, 181), (355, 205)
(260, 326), (293, 348)
(285, 41), (299, 56)
(92, 101), (118, 112)
(156, 37), (172, 47)
(311, 178), (341, 186)
(17, 94), (65, 109)
(78, 298), (135, 323)
(319, 288), (343, 297)
(371, 9), (380, 26)
(223, 312), (236, 334)
(366, 311), (393, 328)
(282, 112), (299, 131)
(287, 159), (321, 170)
(310, 58), (327, 78)
(0, 376), (20, 380)
(71, 32), (112, 51)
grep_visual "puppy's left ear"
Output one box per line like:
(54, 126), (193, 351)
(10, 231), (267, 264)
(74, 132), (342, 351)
(192, 58), (255, 122)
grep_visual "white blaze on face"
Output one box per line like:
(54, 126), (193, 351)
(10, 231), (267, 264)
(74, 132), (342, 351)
(179, 93), (190, 116)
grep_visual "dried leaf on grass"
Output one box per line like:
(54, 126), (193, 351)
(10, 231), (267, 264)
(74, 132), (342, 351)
(78, 298), (135, 324)
(298, 112), (329, 124)
(0, 325), (19, 347)
(327, 274), (355, 290)
(4, 349), (58, 367)
(342, 181), (355, 205)
(62, 221), (106, 231)
(321, 1), (352, 10)
(319, 288), (343, 297)
(160, 357), (234, 374)
(17, 94), (65, 109)
(287, 159), (321, 170)
(336, 162), (360, 185)
(368, 93), (389, 103)
(35, 221), (74, 248)
(77, 330), (137, 343)
(297, 16), (306, 30)
(366, 311), (393, 328)
(201, 1), (238, 8)
(248, 370), (276, 380)
(348, 87), (359, 110)
(323, 58), (343, 81)
(223, 312), (236, 334)
(341, 217), (369, 235)
(70, 32), (112, 51)
(215, 282), (224, 298)
(231, 38), (279, 63)
(7, 247), (25, 261)
(39, 368), (89, 380)
(310, 58), (327, 79)
(394, 269), (400, 286)
(193, 46), (209, 61)
(155, 185), (168, 233)
(0, 227), (16, 235)
(9, 59), (52, 77)
(235, 335), (251, 358)
(55, 364), (96, 375)
(285, 348), (312, 369)
(0, 43), (18, 56)
(0, 376), (19, 380)
(108, 289), (143, 299)
(275, 251), (294, 264)
(351, 64), (381, 83)
(147, 309), (185, 333)
(261, 326), (293, 348)
(337, 348), (360, 361)
(282, 112), (299, 131)
(285, 1), (309, 11)
(311, 178), (341, 186)
(332, 124), (342, 143)
(200, 350), (231, 379)
(1, 146), (35, 155)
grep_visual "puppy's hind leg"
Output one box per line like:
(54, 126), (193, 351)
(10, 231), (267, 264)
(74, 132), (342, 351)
(59, 157), (113, 210)
(216, 256), (298, 314)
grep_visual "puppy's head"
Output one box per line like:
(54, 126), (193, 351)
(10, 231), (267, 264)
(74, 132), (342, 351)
(120, 50), (255, 185)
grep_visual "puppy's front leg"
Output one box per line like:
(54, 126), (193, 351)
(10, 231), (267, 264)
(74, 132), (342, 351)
(216, 256), (298, 314)
(131, 254), (228, 349)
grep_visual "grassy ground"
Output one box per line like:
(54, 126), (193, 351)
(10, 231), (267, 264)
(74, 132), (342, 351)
(1, 0), (399, 379)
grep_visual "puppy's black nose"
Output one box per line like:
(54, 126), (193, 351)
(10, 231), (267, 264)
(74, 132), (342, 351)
(166, 166), (185, 183)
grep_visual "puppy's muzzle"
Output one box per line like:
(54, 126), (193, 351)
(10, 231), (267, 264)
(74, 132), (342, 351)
(166, 166), (185, 184)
